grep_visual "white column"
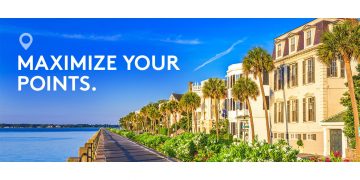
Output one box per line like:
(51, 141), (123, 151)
(342, 127), (347, 158)
(323, 127), (327, 156)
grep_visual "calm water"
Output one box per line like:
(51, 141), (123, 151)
(0, 128), (99, 162)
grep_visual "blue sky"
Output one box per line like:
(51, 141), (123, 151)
(0, 18), (313, 124)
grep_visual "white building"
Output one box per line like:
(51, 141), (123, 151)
(225, 63), (270, 142)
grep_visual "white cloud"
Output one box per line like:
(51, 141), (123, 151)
(161, 36), (201, 45)
(194, 38), (246, 71)
(60, 33), (122, 41)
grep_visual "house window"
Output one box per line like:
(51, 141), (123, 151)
(303, 134), (307, 140)
(263, 71), (269, 85)
(290, 37), (296, 52)
(287, 63), (298, 88)
(275, 102), (284, 123)
(303, 97), (316, 122)
(306, 30), (312, 46)
(230, 122), (236, 135)
(303, 58), (315, 84)
(287, 99), (299, 123)
(274, 133), (278, 138)
(327, 59), (337, 77)
(277, 44), (282, 57)
(278, 68), (283, 90)
(291, 99), (299, 123)
(274, 68), (283, 91)
(340, 58), (345, 78)
(296, 134), (302, 140)
(311, 134), (316, 140)
(308, 97), (316, 122)
(280, 133), (285, 139)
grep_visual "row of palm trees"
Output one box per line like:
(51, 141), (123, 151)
(120, 20), (360, 152)
(119, 45), (273, 142)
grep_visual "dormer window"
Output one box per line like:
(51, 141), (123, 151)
(290, 37), (296, 52)
(277, 43), (282, 57)
(306, 30), (312, 46)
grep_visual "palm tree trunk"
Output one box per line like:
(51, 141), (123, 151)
(174, 113), (177, 136)
(167, 114), (170, 136)
(193, 110), (197, 133)
(187, 109), (190, 132)
(246, 98), (255, 143)
(344, 58), (360, 157)
(258, 73), (271, 143)
(215, 98), (219, 141)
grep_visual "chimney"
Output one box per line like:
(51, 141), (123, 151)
(188, 82), (193, 92)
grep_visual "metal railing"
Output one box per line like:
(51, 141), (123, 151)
(67, 129), (102, 162)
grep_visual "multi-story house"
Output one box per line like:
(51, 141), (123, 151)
(225, 63), (270, 142)
(168, 93), (183, 126)
(269, 18), (356, 157)
(191, 80), (225, 133)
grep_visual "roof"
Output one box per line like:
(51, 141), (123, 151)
(322, 111), (346, 123)
(170, 93), (183, 101)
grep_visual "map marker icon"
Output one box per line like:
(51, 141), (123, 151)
(19, 33), (33, 50)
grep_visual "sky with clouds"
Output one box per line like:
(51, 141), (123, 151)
(0, 18), (313, 124)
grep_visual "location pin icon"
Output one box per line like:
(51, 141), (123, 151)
(19, 33), (33, 50)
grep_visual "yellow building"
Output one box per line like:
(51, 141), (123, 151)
(270, 18), (356, 157)
(191, 80), (225, 134)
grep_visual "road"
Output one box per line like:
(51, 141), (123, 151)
(94, 129), (173, 162)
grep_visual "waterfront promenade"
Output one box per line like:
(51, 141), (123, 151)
(94, 129), (173, 162)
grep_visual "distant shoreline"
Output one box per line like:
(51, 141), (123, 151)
(0, 124), (118, 129)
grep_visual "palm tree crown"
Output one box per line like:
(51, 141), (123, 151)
(317, 20), (360, 64)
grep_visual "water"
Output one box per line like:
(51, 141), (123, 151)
(0, 128), (99, 162)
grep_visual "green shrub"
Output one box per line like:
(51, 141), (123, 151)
(159, 128), (168, 136)
(109, 129), (300, 162)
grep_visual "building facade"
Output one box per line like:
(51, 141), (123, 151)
(269, 18), (356, 157)
(225, 63), (270, 142)
(191, 80), (225, 134)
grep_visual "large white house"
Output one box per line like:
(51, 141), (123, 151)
(225, 63), (270, 142)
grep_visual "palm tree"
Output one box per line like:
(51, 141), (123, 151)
(168, 100), (180, 136)
(180, 92), (201, 133)
(242, 47), (274, 143)
(232, 77), (260, 143)
(128, 112), (136, 131)
(140, 105), (150, 132)
(159, 101), (170, 134)
(202, 78), (227, 140)
(317, 19), (360, 155)
(148, 104), (160, 134)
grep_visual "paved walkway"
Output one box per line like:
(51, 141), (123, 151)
(94, 129), (172, 162)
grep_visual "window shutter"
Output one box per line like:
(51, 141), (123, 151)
(274, 103), (277, 123)
(303, 98), (306, 122)
(287, 100), (290, 122)
(281, 102), (284, 123)
(295, 63), (298, 86)
(274, 71), (277, 91)
(311, 59), (315, 83)
(296, 99), (299, 122)
(302, 60), (306, 84)
(313, 97), (316, 122)
(287, 66), (291, 88)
